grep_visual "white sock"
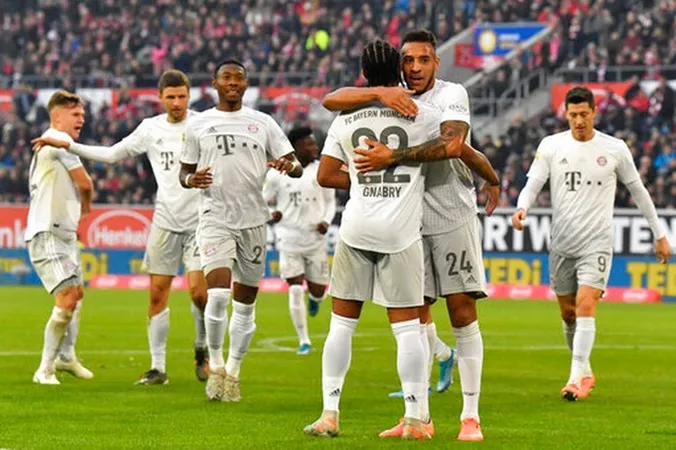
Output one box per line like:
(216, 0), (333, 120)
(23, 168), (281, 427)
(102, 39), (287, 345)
(191, 302), (207, 348)
(392, 319), (426, 421)
(225, 300), (256, 378)
(205, 288), (230, 370)
(40, 307), (73, 372)
(454, 321), (483, 422)
(322, 313), (358, 412)
(563, 320), (593, 377)
(289, 285), (310, 346)
(148, 308), (170, 373)
(58, 301), (82, 361)
(568, 317), (596, 385)
(419, 323), (431, 423)
(428, 322), (452, 362)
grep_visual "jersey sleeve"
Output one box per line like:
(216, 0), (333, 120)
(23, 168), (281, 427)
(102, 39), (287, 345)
(615, 142), (641, 185)
(439, 85), (471, 125)
(321, 127), (346, 163)
(262, 170), (280, 203)
(527, 137), (552, 182)
(53, 147), (83, 170)
(179, 119), (200, 165)
(321, 187), (336, 224)
(265, 115), (295, 159)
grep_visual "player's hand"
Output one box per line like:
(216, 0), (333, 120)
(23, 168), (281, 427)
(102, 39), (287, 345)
(317, 221), (329, 235)
(270, 211), (282, 223)
(655, 237), (671, 264)
(482, 183), (500, 216)
(31, 136), (71, 152)
(268, 158), (294, 175)
(189, 167), (213, 189)
(354, 138), (395, 173)
(511, 208), (527, 230)
(378, 86), (418, 117)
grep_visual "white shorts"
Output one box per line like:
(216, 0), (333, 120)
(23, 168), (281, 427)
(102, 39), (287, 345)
(28, 231), (82, 294)
(549, 250), (613, 295)
(423, 216), (487, 301)
(279, 247), (330, 285)
(199, 222), (267, 287)
(141, 224), (201, 276)
(328, 239), (424, 309)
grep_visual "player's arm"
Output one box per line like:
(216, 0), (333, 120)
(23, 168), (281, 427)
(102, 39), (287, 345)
(32, 124), (147, 163)
(178, 122), (212, 189)
(322, 86), (418, 117)
(317, 155), (350, 191)
(317, 187), (336, 235)
(268, 153), (303, 178)
(264, 115), (303, 178)
(459, 143), (500, 215)
(262, 171), (282, 224)
(617, 145), (671, 263)
(512, 139), (551, 230)
(56, 149), (93, 217)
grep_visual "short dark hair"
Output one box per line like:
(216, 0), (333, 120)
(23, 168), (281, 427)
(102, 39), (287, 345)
(287, 126), (313, 147)
(213, 59), (247, 79)
(565, 86), (595, 109)
(158, 69), (190, 93)
(47, 90), (83, 112)
(361, 39), (401, 88)
(402, 29), (437, 49)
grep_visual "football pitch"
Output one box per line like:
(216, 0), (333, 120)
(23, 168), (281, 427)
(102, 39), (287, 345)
(0, 287), (675, 449)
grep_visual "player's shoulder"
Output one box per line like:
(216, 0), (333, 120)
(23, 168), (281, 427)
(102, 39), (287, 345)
(42, 128), (74, 143)
(594, 130), (629, 152)
(434, 79), (468, 96)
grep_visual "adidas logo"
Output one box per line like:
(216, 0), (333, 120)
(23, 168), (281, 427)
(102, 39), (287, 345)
(559, 158), (568, 164)
(329, 388), (341, 397)
(207, 126), (218, 134)
(466, 274), (477, 284)
(404, 394), (417, 403)
(156, 138), (163, 146)
(599, 278), (606, 284)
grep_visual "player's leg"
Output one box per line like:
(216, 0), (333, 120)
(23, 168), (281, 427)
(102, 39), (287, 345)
(304, 241), (371, 437)
(280, 250), (311, 354)
(135, 226), (183, 385)
(305, 248), (330, 317)
(200, 223), (237, 401)
(562, 252), (611, 401)
(223, 225), (267, 401)
(184, 231), (209, 381)
(28, 232), (82, 385)
(376, 240), (431, 440)
(436, 221), (486, 442)
(557, 292), (595, 386)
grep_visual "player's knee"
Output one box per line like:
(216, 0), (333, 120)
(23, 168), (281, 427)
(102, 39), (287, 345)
(560, 307), (576, 324)
(308, 284), (326, 299)
(76, 286), (84, 301)
(418, 303), (432, 324)
(189, 285), (207, 309)
(149, 284), (169, 309)
(55, 287), (80, 311)
(447, 295), (477, 328)
(576, 297), (596, 317)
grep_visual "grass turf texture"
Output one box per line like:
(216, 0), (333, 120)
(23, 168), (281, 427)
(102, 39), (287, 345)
(0, 287), (675, 449)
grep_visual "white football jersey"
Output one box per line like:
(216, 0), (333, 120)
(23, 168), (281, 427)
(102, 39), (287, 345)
(323, 101), (441, 253)
(263, 161), (336, 252)
(527, 130), (641, 257)
(180, 107), (295, 229)
(25, 128), (83, 241)
(416, 79), (477, 235)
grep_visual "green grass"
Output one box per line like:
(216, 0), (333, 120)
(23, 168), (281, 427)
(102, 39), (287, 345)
(0, 287), (675, 449)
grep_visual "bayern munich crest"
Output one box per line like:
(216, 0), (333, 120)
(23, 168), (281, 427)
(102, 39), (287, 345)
(248, 124), (259, 133)
(597, 156), (607, 166)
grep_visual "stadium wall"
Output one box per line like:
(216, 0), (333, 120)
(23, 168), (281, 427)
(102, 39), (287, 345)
(1, 205), (674, 302)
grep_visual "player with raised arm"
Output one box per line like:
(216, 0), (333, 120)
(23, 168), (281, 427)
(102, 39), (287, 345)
(263, 126), (336, 356)
(303, 39), (466, 441)
(511, 86), (671, 401)
(32, 70), (210, 386)
(322, 30), (497, 441)
(178, 59), (303, 402)
(26, 91), (94, 384)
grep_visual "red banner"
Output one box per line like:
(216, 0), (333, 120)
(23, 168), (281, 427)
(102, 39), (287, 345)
(0, 205), (154, 249)
(550, 81), (633, 117)
(455, 43), (484, 69)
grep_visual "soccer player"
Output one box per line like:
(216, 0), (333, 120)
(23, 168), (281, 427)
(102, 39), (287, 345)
(31, 70), (209, 385)
(512, 86), (672, 401)
(322, 29), (498, 441)
(263, 126), (336, 356)
(179, 59), (303, 402)
(303, 39), (467, 440)
(26, 90), (94, 384)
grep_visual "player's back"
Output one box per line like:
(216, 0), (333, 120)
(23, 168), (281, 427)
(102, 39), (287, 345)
(323, 101), (441, 253)
(182, 106), (293, 229)
(25, 129), (81, 241)
(140, 112), (200, 232)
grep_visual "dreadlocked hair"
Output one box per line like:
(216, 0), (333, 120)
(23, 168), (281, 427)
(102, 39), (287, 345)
(361, 39), (401, 87)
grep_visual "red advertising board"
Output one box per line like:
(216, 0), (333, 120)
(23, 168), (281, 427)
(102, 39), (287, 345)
(550, 81), (633, 117)
(0, 205), (154, 249)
